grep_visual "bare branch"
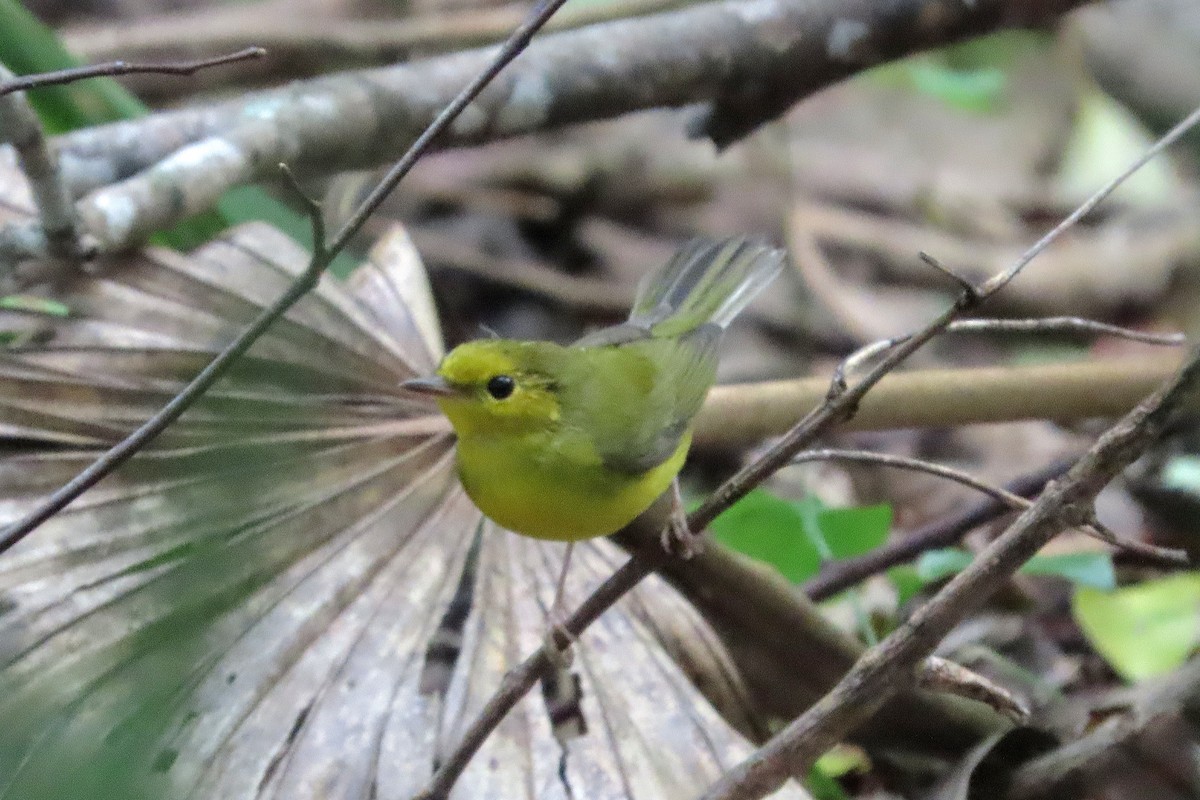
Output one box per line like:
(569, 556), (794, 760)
(789, 448), (1187, 564)
(0, 47), (265, 97)
(695, 357), (1184, 450)
(803, 459), (1071, 602)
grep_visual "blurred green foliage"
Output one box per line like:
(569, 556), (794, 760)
(710, 489), (891, 585)
(917, 548), (1116, 591)
(1074, 573), (1200, 681)
(869, 31), (1050, 115)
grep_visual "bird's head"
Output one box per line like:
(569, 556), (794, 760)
(402, 340), (566, 438)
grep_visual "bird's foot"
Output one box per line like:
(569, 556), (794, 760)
(660, 503), (704, 559)
(542, 614), (576, 669)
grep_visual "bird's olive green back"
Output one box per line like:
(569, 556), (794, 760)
(560, 326), (720, 475)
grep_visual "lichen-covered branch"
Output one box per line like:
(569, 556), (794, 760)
(0, 65), (80, 264)
(3, 0), (1093, 264)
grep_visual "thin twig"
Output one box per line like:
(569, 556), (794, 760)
(977, 102), (1200, 297)
(277, 162), (325, 254)
(803, 459), (1071, 601)
(838, 317), (1183, 384)
(0, 47), (266, 97)
(946, 318), (1184, 346)
(0, 0), (572, 557)
(65, 0), (689, 92)
(919, 251), (978, 300)
(918, 656), (1029, 722)
(792, 448), (1050, 510)
(789, 449), (1187, 565)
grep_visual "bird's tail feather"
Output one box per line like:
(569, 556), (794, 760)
(627, 237), (783, 338)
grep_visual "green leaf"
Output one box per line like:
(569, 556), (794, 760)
(916, 548), (974, 583)
(1074, 574), (1200, 681)
(805, 766), (851, 800)
(1057, 87), (1178, 208)
(0, 0), (142, 131)
(713, 491), (893, 585)
(711, 489), (821, 583)
(818, 503), (891, 559)
(0, 295), (69, 316)
(888, 565), (924, 606)
(806, 746), (867, 800)
(1022, 552), (1115, 591)
(907, 61), (1006, 114)
(917, 548), (1115, 590)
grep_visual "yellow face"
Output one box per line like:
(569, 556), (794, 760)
(431, 340), (564, 439)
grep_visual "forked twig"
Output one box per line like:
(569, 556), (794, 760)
(0, 0), (572, 556)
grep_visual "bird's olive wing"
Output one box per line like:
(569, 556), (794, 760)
(563, 326), (720, 475)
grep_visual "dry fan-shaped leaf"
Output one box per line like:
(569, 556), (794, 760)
(0, 152), (805, 800)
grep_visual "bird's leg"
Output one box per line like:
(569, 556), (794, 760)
(542, 541), (576, 668)
(660, 478), (703, 559)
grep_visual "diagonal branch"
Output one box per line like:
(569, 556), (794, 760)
(700, 344), (1200, 800)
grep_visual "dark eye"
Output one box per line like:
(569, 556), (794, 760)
(486, 375), (515, 400)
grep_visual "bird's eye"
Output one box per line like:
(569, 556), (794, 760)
(486, 375), (515, 400)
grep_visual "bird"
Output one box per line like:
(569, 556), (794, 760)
(402, 237), (783, 641)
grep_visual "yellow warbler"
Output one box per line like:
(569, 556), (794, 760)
(403, 237), (782, 545)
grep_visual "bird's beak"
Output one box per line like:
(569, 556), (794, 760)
(400, 375), (457, 397)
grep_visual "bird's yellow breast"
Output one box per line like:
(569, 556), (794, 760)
(454, 428), (690, 540)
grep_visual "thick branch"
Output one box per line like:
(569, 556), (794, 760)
(3, 0), (1091, 260)
(694, 356), (1182, 450)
